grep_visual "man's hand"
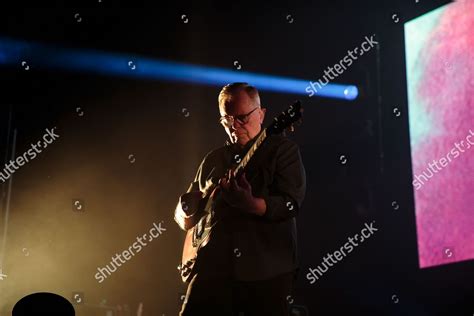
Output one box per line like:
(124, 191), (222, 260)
(218, 169), (266, 216)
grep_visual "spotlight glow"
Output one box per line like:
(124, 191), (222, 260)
(0, 37), (358, 100)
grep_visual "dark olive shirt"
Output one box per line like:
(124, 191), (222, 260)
(179, 130), (306, 281)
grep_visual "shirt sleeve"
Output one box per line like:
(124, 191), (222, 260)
(260, 139), (306, 222)
(174, 157), (205, 230)
(186, 157), (204, 193)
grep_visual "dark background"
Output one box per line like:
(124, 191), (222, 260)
(0, 1), (472, 315)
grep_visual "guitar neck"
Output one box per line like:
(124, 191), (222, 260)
(233, 128), (268, 177)
(231, 100), (302, 177)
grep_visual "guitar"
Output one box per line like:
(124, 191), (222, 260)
(177, 100), (303, 283)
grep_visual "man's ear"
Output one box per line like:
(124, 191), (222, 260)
(260, 107), (266, 123)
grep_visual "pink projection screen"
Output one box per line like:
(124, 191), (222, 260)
(405, 0), (474, 268)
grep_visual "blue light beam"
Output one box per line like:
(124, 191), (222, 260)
(0, 37), (358, 100)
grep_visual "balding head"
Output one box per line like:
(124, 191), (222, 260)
(218, 82), (261, 111)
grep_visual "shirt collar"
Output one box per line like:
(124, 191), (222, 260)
(224, 129), (264, 152)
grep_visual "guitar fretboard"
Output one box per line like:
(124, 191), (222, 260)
(233, 128), (267, 176)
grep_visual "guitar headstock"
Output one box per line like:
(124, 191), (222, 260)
(267, 100), (303, 136)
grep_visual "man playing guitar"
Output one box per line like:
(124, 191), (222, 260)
(174, 82), (306, 316)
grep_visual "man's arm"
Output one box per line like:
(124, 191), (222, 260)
(174, 183), (206, 231)
(174, 155), (206, 231)
(174, 154), (217, 231)
(259, 139), (306, 222)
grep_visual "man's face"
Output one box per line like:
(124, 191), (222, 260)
(219, 91), (266, 147)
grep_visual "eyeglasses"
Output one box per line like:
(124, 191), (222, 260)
(219, 107), (259, 128)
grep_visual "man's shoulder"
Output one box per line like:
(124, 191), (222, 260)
(265, 134), (300, 151)
(200, 134), (299, 162)
(200, 144), (228, 162)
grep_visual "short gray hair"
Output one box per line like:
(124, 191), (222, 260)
(218, 82), (261, 109)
